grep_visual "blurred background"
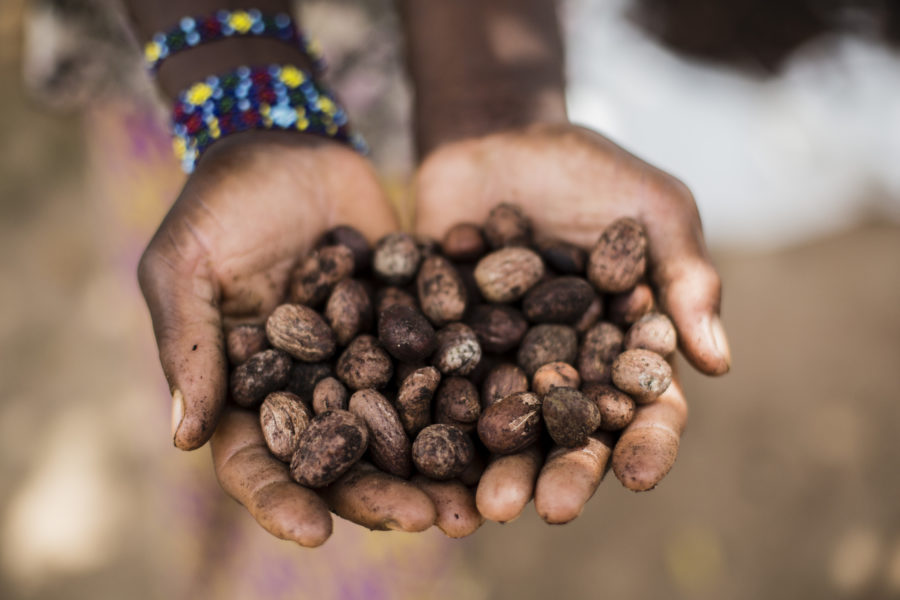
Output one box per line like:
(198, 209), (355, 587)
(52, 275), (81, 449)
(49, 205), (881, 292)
(1, 0), (898, 598)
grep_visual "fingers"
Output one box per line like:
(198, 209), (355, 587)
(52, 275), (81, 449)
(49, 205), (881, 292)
(412, 476), (483, 538)
(534, 433), (614, 524)
(611, 373), (688, 491)
(475, 445), (543, 523)
(320, 462), (436, 532)
(211, 408), (333, 547)
(644, 186), (730, 376)
(139, 235), (227, 450)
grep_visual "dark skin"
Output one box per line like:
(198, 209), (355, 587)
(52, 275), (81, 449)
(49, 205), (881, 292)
(129, 0), (730, 544)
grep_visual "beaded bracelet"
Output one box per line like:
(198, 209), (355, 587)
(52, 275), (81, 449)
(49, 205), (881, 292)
(172, 64), (366, 173)
(145, 9), (325, 73)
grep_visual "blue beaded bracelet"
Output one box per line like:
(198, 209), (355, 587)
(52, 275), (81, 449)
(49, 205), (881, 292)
(171, 64), (366, 173)
(145, 9), (325, 74)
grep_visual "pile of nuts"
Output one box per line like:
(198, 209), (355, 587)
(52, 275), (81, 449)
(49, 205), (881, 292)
(227, 204), (676, 497)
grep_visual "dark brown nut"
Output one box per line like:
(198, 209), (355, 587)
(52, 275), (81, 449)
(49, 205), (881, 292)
(349, 389), (412, 478)
(434, 413), (477, 434)
(582, 382), (635, 431)
(483, 203), (531, 248)
(377, 305), (436, 363)
(285, 361), (332, 402)
(624, 312), (677, 356)
(474, 247), (545, 303)
(481, 363), (529, 408)
(456, 263), (484, 309)
(325, 279), (373, 346)
(607, 282), (655, 328)
(536, 238), (587, 274)
(375, 286), (418, 314)
(578, 322), (624, 383)
(260, 391), (312, 462)
(372, 232), (421, 285)
(289, 245), (355, 306)
(434, 377), (481, 424)
(316, 225), (371, 274)
(312, 376), (349, 415)
(432, 323), (482, 376)
(417, 255), (467, 326)
(516, 324), (578, 377)
(394, 361), (425, 384)
(266, 304), (337, 362)
(442, 222), (486, 261)
(611, 349), (672, 403)
(466, 304), (528, 354)
(522, 276), (597, 324)
(411, 424), (475, 480)
(396, 366), (441, 436)
(542, 387), (601, 448)
(290, 410), (369, 488)
(587, 217), (648, 293)
(532, 362), (581, 396)
(230, 349), (292, 408)
(574, 296), (604, 336)
(477, 391), (542, 454)
(225, 324), (268, 365)
(336, 335), (394, 390)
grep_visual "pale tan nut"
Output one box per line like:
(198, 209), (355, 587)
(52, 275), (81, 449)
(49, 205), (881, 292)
(466, 304), (528, 354)
(289, 245), (355, 307)
(373, 232), (422, 285)
(316, 225), (371, 275)
(606, 282), (655, 329)
(396, 366), (441, 436)
(230, 349), (292, 408)
(534, 433), (614, 524)
(335, 334), (394, 390)
(434, 376), (481, 425)
(581, 382), (635, 432)
(441, 222), (486, 261)
(375, 286), (418, 314)
(312, 376), (349, 415)
(412, 476), (484, 538)
(266, 304), (337, 362)
(536, 237), (586, 274)
(377, 304), (436, 363)
(483, 203), (532, 248)
(611, 348), (672, 403)
(285, 361), (332, 402)
(542, 387), (601, 447)
(477, 391), (542, 455)
(290, 410), (368, 488)
(481, 363), (529, 409)
(474, 247), (545, 303)
(432, 322), (482, 376)
(412, 424), (475, 480)
(573, 296), (604, 336)
(324, 279), (373, 346)
(260, 391), (312, 462)
(417, 255), (467, 326)
(349, 389), (412, 478)
(516, 324), (578, 377)
(577, 321), (624, 383)
(587, 217), (648, 293)
(522, 276), (597, 324)
(532, 362), (581, 397)
(624, 312), (677, 357)
(225, 324), (268, 366)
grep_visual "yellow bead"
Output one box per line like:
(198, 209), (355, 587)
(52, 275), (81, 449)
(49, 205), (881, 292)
(172, 138), (186, 160)
(229, 11), (253, 33)
(186, 82), (213, 106)
(317, 97), (336, 115)
(144, 42), (161, 63)
(297, 118), (309, 131)
(279, 66), (304, 88)
(326, 123), (338, 135)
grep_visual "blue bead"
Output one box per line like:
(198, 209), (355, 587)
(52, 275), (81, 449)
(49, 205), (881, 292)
(216, 10), (229, 22)
(251, 21), (264, 34)
(238, 98), (250, 111)
(236, 66), (250, 78)
(152, 33), (166, 44)
(186, 31), (200, 45)
(249, 9), (261, 20)
(275, 13), (291, 28)
(180, 17), (195, 32)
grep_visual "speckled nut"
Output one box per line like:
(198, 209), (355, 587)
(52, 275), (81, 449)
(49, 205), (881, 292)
(289, 245), (355, 307)
(542, 387), (601, 448)
(260, 391), (312, 462)
(312, 376), (349, 415)
(587, 217), (648, 293)
(417, 255), (467, 326)
(229, 349), (292, 408)
(375, 286), (418, 315)
(432, 322), (482, 376)
(606, 282), (655, 328)
(349, 389), (412, 478)
(477, 391), (542, 455)
(325, 279), (373, 346)
(481, 363), (529, 408)
(434, 376), (481, 424)
(396, 366), (441, 436)
(316, 225), (371, 274)
(266, 303), (337, 362)
(466, 304), (528, 354)
(516, 324), (578, 377)
(290, 410), (369, 488)
(335, 334), (394, 390)
(225, 324), (268, 366)
(411, 424), (474, 480)
(624, 313), (677, 356)
(577, 322), (624, 383)
(474, 247), (545, 303)
(532, 362), (581, 397)
(483, 203), (531, 248)
(373, 232), (422, 285)
(377, 304), (436, 363)
(522, 276), (597, 324)
(611, 349), (672, 403)
(441, 222), (486, 261)
(581, 382), (635, 432)
(573, 296), (604, 336)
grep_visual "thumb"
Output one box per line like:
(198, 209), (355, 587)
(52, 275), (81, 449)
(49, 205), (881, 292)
(138, 236), (227, 450)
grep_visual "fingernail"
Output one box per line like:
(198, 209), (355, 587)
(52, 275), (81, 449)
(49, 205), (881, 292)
(171, 389), (185, 443)
(382, 519), (402, 531)
(708, 315), (731, 373)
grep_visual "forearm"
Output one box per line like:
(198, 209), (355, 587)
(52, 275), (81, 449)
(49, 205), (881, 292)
(399, 0), (568, 156)
(124, 0), (314, 102)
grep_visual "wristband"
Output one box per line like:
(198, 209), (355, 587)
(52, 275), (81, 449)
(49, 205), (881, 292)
(171, 64), (366, 173)
(145, 9), (325, 74)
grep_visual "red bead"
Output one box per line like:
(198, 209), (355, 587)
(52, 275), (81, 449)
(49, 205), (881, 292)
(186, 113), (202, 133)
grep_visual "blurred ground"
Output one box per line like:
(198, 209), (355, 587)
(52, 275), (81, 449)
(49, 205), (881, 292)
(1, 1), (899, 599)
